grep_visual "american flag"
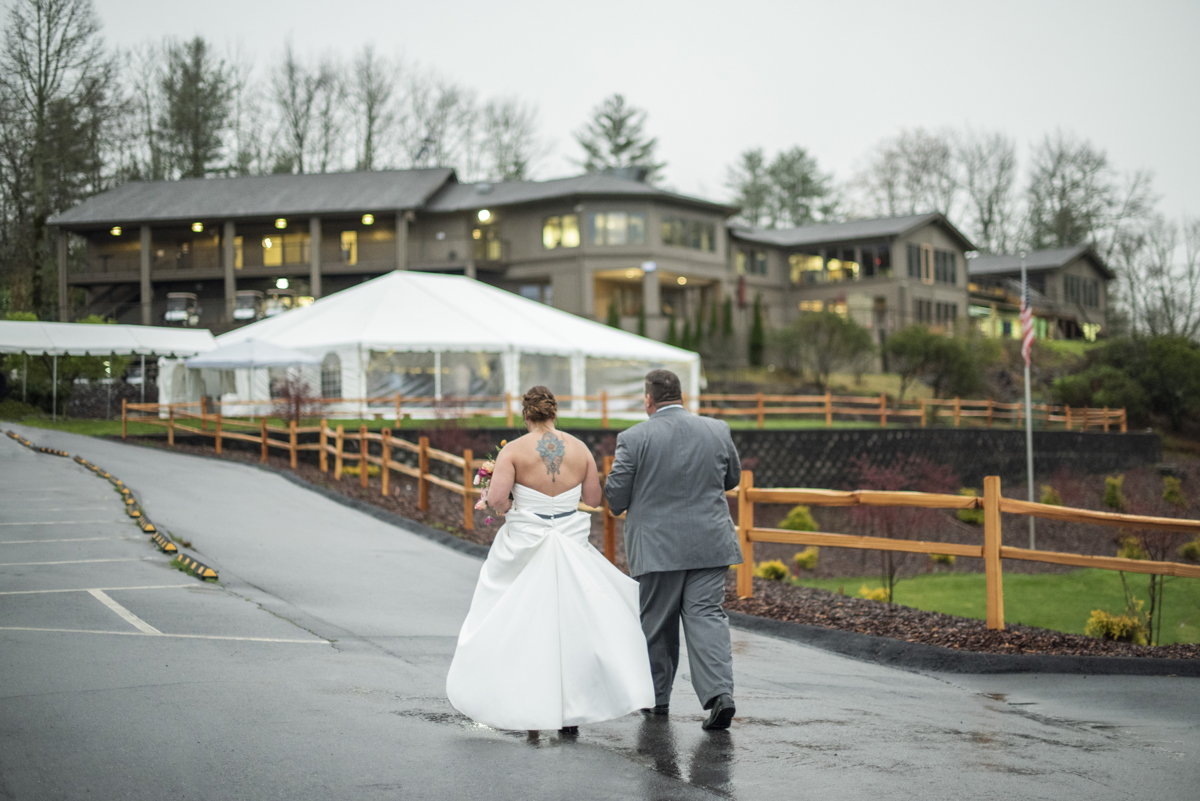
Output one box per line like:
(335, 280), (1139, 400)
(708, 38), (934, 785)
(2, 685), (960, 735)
(1020, 280), (1034, 366)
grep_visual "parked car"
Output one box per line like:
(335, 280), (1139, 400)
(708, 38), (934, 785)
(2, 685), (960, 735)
(164, 292), (201, 326)
(233, 290), (264, 321)
(264, 288), (296, 318)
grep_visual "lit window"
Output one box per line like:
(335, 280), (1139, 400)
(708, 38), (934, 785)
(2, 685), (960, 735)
(789, 254), (824, 284)
(798, 300), (824, 313)
(589, 212), (646, 246)
(474, 228), (502, 261)
(262, 237), (281, 267)
(276, 278), (289, 289)
(234, 236), (243, 270)
(661, 217), (716, 251)
(827, 249), (860, 282)
(191, 222), (204, 233)
(831, 301), (848, 318)
(542, 215), (580, 249)
(341, 231), (357, 265)
(275, 218), (287, 229)
(735, 251), (746, 275)
(362, 214), (374, 225)
(753, 251), (768, 275)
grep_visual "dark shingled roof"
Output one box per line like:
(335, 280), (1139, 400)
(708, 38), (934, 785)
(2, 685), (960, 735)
(729, 213), (975, 251)
(423, 173), (736, 214)
(49, 169), (455, 228)
(968, 245), (1115, 280)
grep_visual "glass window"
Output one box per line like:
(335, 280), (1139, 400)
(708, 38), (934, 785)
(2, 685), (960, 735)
(827, 249), (860, 282)
(234, 236), (243, 270)
(518, 284), (552, 304)
(753, 251), (768, 275)
(340, 231), (357, 265)
(735, 251), (747, 275)
(282, 232), (310, 265)
(262, 236), (282, 267)
(520, 353), (572, 398)
(877, 244), (891, 276)
(442, 351), (504, 398)
(320, 353), (342, 399)
(907, 244), (920, 278)
(367, 351), (435, 405)
(789, 253), (824, 284)
(861, 246), (875, 278)
(661, 216), (715, 251)
(798, 299), (824, 313)
(589, 212), (646, 246)
(542, 215), (580, 250)
(473, 227), (502, 261)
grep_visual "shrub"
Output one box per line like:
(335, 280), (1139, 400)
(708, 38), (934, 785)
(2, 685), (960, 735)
(1052, 365), (1150, 423)
(1179, 538), (1200, 563)
(0, 397), (43, 420)
(753, 560), (789, 581)
(1084, 609), (1148, 645)
(341, 463), (381, 478)
(931, 553), (956, 566)
(793, 547), (819, 571)
(858, 584), (890, 602)
(1116, 534), (1148, 561)
(1040, 485), (1063, 506)
(1163, 476), (1188, 511)
(1103, 475), (1125, 511)
(956, 488), (984, 525)
(778, 504), (818, 532)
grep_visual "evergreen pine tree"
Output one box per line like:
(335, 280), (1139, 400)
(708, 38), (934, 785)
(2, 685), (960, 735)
(637, 305), (646, 337)
(667, 314), (678, 347)
(708, 298), (718, 338)
(749, 295), (765, 366)
(606, 299), (620, 328)
(722, 296), (734, 337)
(682, 319), (693, 351)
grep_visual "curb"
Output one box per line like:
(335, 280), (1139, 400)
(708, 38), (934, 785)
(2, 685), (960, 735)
(173, 554), (217, 580)
(97, 434), (1200, 676)
(725, 610), (1200, 677)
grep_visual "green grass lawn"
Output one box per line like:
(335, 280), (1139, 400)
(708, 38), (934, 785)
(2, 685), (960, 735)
(2, 415), (165, 437)
(793, 569), (1200, 645)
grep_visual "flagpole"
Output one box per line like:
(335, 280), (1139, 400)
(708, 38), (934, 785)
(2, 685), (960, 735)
(1021, 252), (1036, 550)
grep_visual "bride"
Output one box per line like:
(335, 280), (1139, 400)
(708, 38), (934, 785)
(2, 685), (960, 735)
(446, 386), (654, 734)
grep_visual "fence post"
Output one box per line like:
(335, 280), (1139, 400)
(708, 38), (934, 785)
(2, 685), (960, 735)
(505, 392), (513, 427)
(215, 413), (222, 455)
(1103, 406), (1110, 433)
(1082, 405), (1090, 432)
(1120, 408), (1127, 433)
(602, 456), (615, 564)
(879, 393), (887, 428)
(381, 428), (391, 497)
(319, 419), (328, 472)
(121, 399), (128, 439)
(462, 448), (474, 531)
(168, 405), (175, 447)
(418, 436), (430, 511)
(824, 392), (832, 427)
(1044, 402), (1051, 429)
(359, 425), (369, 488)
(334, 425), (344, 480)
(261, 418), (268, 463)
(736, 471), (754, 598)
(953, 397), (961, 428)
(200, 396), (207, 432)
(1065, 405), (1072, 431)
(756, 392), (765, 429)
(920, 397), (927, 428)
(601, 390), (609, 429)
(289, 420), (298, 469)
(395, 393), (401, 429)
(983, 475), (1005, 631)
(986, 399), (994, 429)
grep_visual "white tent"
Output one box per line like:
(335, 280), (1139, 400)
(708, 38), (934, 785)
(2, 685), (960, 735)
(186, 339), (321, 370)
(176, 271), (699, 419)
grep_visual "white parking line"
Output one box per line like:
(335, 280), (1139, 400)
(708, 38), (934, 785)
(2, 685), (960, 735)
(0, 557), (146, 567)
(88, 589), (162, 634)
(0, 584), (197, 596)
(0, 626), (327, 644)
(13, 507), (113, 512)
(0, 537), (122, 545)
(0, 520), (121, 526)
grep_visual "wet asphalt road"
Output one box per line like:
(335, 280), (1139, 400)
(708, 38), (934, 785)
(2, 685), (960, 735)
(1, 423), (1198, 800)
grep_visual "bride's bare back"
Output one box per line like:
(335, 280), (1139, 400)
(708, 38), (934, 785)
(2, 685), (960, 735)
(488, 426), (601, 512)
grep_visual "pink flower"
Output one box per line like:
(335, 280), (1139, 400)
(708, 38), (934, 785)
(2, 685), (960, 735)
(474, 499), (487, 510)
(484, 516), (495, 526)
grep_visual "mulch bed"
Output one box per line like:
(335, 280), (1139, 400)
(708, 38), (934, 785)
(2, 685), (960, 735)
(724, 573), (1200, 659)
(126, 435), (1195, 660)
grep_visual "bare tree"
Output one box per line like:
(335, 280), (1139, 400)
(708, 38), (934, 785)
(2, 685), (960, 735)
(857, 128), (959, 218)
(311, 57), (345, 173)
(271, 39), (328, 174)
(349, 44), (398, 171)
(1025, 131), (1114, 250)
(959, 129), (1017, 252)
(401, 70), (478, 172)
(481, 97), (542, 181)
(225, 42), (270, 175)
(1125, 215), (1200, 340)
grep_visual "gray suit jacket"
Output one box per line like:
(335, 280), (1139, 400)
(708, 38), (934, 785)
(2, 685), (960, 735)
(604, 406), (742, 578)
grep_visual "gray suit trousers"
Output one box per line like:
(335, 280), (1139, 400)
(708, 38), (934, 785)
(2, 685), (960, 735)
(637, 567), (733, 709)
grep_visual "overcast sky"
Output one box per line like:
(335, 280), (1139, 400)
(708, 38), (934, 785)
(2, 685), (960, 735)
(95, 0), (1200, 222)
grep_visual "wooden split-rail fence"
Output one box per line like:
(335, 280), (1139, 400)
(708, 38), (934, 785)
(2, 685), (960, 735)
(122, 392), (1127, 433)
(733, 472), (1200, 629)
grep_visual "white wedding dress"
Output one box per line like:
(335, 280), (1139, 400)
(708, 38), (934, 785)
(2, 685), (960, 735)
(446, 483), (655, 730)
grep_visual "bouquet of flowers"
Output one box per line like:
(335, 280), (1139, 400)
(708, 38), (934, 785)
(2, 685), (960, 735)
(474, 439), (507, 525)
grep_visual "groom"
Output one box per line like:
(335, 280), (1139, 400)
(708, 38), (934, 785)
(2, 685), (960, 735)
(604, 369), (743, 730)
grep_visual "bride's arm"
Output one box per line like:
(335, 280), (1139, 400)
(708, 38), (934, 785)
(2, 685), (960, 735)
(487, 447), (516, 514)
(581, 454), (602, 508)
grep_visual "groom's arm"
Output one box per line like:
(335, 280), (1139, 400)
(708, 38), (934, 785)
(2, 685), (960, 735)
(722, 425), (741, 492)
(604, 431), (637, 516)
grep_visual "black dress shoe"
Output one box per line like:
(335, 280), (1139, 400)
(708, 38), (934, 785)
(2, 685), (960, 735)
(640, 704), (669, 715)
(701, 694), (735, 730)
(559, 726), (579, 736)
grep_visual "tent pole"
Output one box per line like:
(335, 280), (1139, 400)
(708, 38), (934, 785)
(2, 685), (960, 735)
(22, 353), (27, 402)
(52, 355), (57, 421)
(434, 352), (442, 402)
(140, 354), (146, 404)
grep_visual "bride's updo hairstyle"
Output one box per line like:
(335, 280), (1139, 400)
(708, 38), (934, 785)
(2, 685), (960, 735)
(522, 386), (558, 423)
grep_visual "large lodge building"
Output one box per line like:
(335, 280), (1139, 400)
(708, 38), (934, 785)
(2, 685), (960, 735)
(48, 168), (1114, 356)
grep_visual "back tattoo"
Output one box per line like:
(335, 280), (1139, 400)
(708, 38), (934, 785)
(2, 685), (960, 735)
(536, 432), (565, 482)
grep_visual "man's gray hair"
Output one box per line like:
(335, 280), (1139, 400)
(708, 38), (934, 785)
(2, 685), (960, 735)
(645, 369), (682, 405)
